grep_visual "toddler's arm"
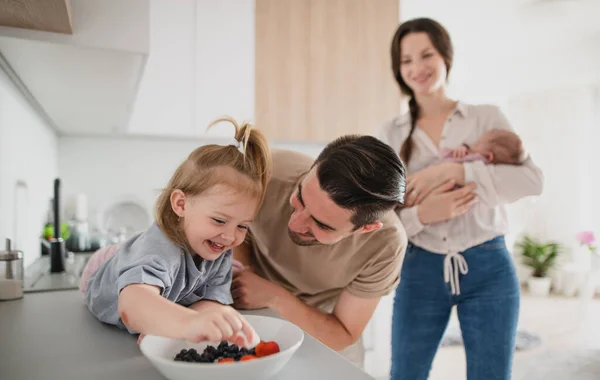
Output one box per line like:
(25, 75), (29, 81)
(118, 283), (195, 340)
(119, 284), (257, 346)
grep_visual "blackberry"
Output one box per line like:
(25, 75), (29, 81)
(217, 341), (229, 351)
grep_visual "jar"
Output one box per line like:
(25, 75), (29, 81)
(0, 238), (24, 301)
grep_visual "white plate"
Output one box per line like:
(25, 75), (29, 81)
(139, 315), (304, 380)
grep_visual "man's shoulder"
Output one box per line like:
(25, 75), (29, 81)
(265, 148), (314, 196)
(372, 211), (408, 253)
(271, 148), (315, 177)
(338, 210), (407, 260)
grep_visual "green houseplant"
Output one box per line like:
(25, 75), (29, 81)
(516, 235), (561, 296)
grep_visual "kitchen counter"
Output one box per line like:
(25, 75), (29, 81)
(0, 291), (374, 380)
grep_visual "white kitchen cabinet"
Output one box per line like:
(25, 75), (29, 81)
(127, 0), (196, 137)
(127, 0), (255, 139)
(195, 0), (255, 138)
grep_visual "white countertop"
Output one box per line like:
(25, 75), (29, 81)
(0, 290), (374, 380)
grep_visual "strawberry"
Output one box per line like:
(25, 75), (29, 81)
(255, 341), (280, 357)
(218, 357), (234, 364)
(240, 354), (258, 361)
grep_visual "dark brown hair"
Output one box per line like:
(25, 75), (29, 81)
(155, 117), (272, 250)
(391, 18), (454, 165)
(312, 135), (406, 227)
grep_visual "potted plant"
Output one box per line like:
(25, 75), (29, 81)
(516, 235), (561, 296)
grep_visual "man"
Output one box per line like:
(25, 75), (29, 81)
(231, 135), (408, 366)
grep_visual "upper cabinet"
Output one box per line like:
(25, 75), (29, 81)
(128, 0), (255, 139)
(0, 0), (150, 135)
(0, 0), (401, 141)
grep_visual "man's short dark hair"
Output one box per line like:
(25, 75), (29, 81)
(312, 135), (406, 227)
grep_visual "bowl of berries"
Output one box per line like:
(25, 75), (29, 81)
(139, 315), (304, 380)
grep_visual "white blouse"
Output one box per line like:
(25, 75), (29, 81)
(377, 101), (544, 294)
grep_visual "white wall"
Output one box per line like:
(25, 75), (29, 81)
(505, 86), (600, 263)
(0, 67), (58, 268)
(58, 136), (325, 232)
(400, 0), (600, 102)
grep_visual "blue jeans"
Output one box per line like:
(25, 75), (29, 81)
(390, 236), (520, 380)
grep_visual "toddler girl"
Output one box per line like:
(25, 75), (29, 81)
(80, 116), (272, 347)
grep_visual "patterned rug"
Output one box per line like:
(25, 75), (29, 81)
(512, 348), (600, 380)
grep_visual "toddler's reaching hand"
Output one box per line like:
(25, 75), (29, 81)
(183, 305), (259, 348)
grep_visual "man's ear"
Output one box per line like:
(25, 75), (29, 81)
(354, 221), (383, 235)
(485, 152), (494, 163)
(170, 189), (187, 217)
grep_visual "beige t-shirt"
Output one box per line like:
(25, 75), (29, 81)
(246, 149), (407, 310)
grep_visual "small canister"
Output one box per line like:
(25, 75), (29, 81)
(0, 238), (24, 301)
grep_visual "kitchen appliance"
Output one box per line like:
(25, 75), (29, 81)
(0, 238), (24, 301)
(50, 178), (65, 273)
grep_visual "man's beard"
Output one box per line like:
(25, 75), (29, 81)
(287, 228), (321, 246)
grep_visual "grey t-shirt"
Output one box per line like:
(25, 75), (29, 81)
(84, 223), (233, 333)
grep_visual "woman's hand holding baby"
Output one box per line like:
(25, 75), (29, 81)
(406, 162), (465, 207)
(416, 180), (477, 224)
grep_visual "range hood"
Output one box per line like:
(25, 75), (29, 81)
(0, 0), (150, 135)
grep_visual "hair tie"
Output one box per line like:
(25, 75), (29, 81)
(226, 138), (245, 154)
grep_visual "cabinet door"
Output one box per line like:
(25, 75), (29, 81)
(128, 0), (196, 137)
(195, 0), (255, 137)
(255, 0), (401, 142)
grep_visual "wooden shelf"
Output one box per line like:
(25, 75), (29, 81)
(0, 0), (72, 34)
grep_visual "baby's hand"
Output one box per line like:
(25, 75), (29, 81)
(183, 305), (259, 348)
(452, 146), (469, 158)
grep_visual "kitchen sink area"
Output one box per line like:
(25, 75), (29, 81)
(24, 252), (93, 293)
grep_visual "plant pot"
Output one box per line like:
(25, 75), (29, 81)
(528, 277), (552, 296)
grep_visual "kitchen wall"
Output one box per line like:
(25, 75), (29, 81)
(58, 135), (325, 232)
(0, 65), (58, 268)
(505, 86), (600, 265)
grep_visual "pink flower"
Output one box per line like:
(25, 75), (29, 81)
(576, 231), (596, 246)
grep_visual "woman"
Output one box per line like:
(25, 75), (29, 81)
(377, 18), (544, 380)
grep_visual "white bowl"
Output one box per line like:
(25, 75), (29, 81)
(139, 315), (304, 380)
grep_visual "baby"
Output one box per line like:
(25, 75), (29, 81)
(440, 129), (527, 165)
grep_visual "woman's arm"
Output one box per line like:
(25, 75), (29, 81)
(398, 181), (477, 237)
(408, 107), (543, 208)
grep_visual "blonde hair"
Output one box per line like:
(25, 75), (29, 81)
(155, 116), (272, 250)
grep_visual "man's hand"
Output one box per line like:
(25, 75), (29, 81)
(231, 269), (284, 310)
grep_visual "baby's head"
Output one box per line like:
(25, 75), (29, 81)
(156, 117), (272, 260)
(471, 129), (525, 165)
